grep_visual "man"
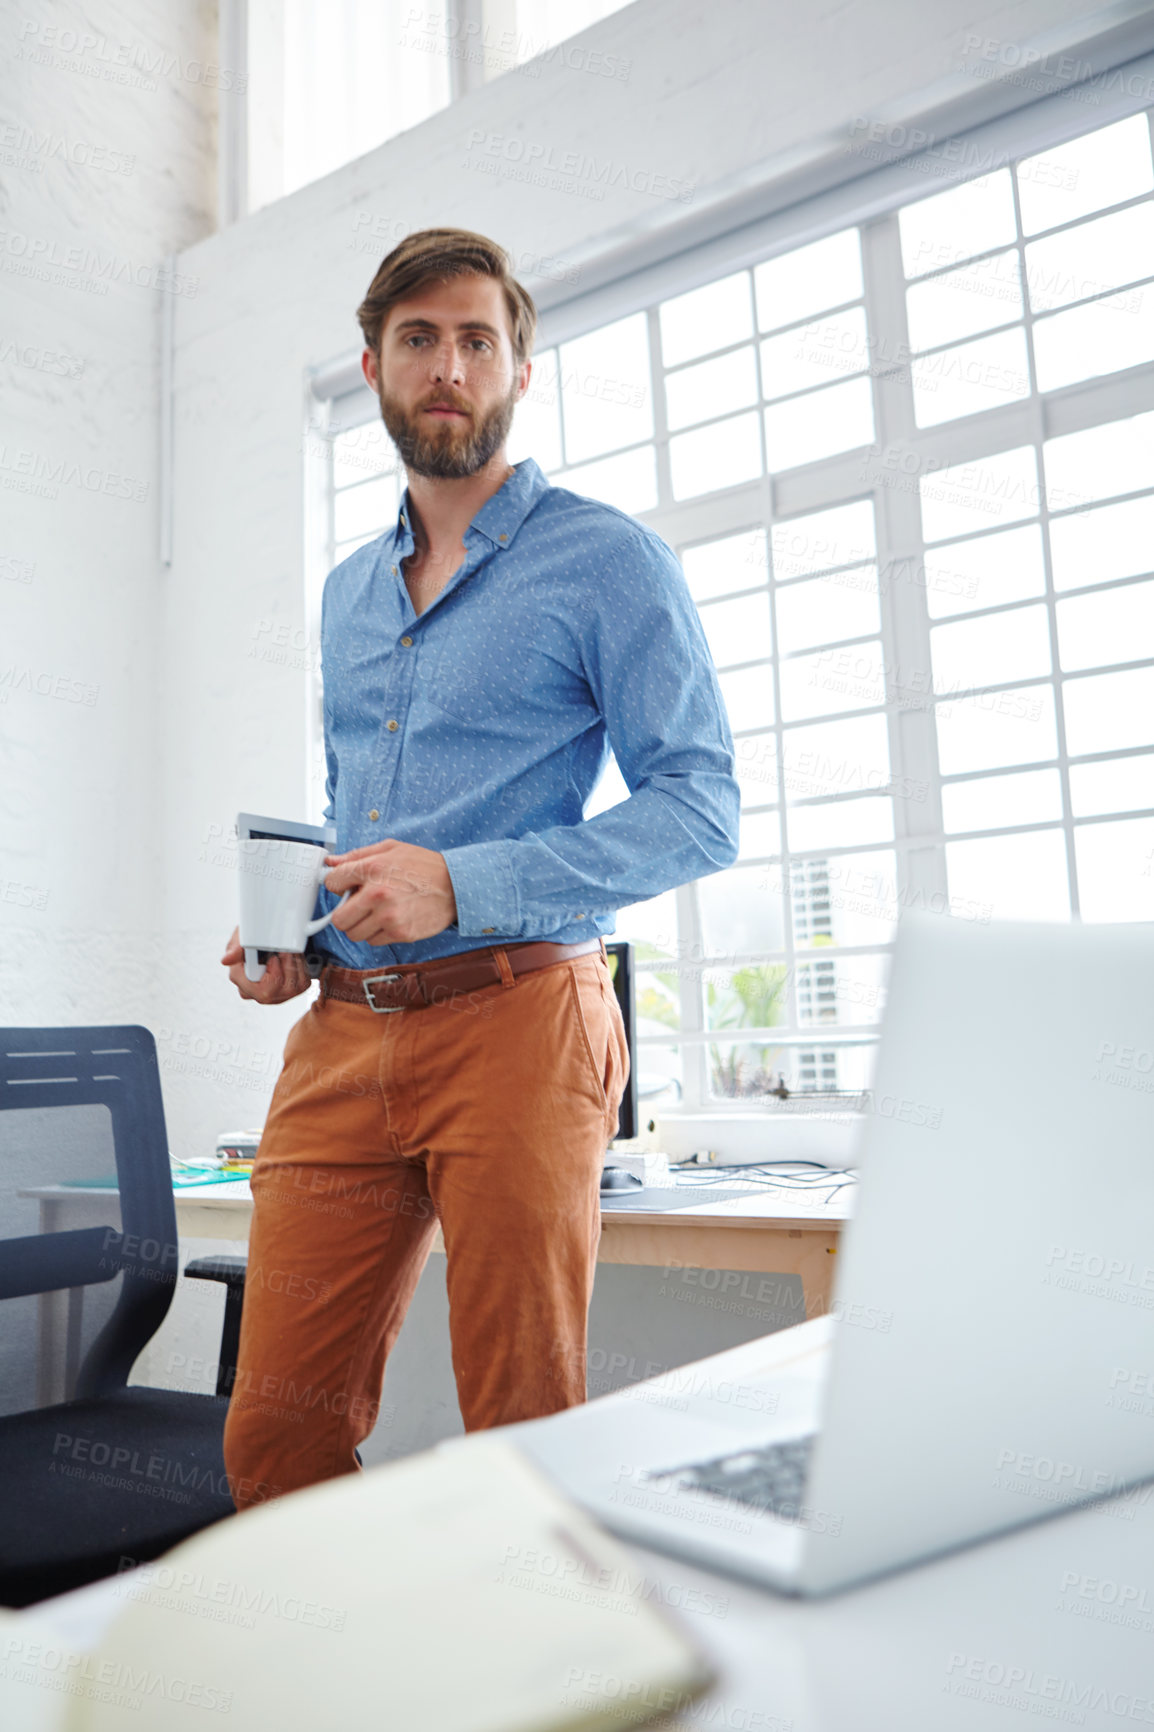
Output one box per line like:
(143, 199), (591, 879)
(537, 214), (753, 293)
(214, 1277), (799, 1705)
(220, 227), (740, 1507)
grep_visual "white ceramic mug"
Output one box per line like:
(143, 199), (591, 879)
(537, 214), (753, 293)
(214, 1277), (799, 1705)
(237, 838), (350, 982)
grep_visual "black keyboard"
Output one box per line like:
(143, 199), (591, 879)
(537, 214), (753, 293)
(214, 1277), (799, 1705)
(665, 1434), (816, 1519)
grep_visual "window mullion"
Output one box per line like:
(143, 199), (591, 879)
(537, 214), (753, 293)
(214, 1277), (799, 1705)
(675, 881), (708, 1111)
(448, 0), (487, 98)
(655, 307), (705, 1108)
(649, 303), (673, 512)
(304, 393), (335, 825)
(1011, 150), (1081, 919)
(861, 212), (947, 910)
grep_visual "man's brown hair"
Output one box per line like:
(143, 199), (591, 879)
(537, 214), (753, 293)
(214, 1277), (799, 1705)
(356, 227), (538, 366)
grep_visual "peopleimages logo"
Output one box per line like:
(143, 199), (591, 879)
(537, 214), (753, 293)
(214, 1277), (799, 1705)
(496, 1543), (729, 1620)
(115, 1556), (348, 1631)
(463, 129), (696, 204)
(0, 1631), (233, 1715)
(50, 1429), (278, 1509)
(0, 118), (136, 175)
(0, 338), (84, 378)
(14, 20), (248, 91)
(1044, 1243), (1154, 1300)
(944, 1652), (1154, 1723)
(0, 443), (148, 501)
(0, 227), (198, 297)
(992, 1444), (1154, 1522)
(400, 6), (632, 81)
(1, 877), (49, 911)
(959, 32), (1154, 105)
(0, 552), (35, 583)
(0, 664), (99, 705)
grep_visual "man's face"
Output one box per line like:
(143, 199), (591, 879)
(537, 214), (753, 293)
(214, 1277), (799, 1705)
(363, 273), (530, 479)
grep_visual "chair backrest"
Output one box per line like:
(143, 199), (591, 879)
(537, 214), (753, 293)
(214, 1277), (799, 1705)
(0, 1027), (178, 1402)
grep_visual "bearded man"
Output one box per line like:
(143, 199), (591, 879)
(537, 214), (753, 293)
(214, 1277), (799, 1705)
(220, 227), (740, 1505)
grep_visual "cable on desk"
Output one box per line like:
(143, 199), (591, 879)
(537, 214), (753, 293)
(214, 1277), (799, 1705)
(667, 1160), (858, 1203)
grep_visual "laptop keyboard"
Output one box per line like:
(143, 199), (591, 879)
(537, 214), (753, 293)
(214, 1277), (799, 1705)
(665, 1434), (816, 1519)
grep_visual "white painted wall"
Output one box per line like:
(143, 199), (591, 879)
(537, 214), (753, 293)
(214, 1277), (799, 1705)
(0, 1), (216, 1032)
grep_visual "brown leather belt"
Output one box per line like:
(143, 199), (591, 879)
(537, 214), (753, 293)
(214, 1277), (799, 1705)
(319, 937), (604, 1013)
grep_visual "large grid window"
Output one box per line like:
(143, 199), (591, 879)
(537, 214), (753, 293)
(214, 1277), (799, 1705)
(313, 105), (1154, 1117)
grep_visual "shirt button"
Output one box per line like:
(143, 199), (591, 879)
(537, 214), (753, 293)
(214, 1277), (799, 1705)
(400, 635), (413, 647)
(576, 913), (585, 919)
(391, 565), (398, 575)
(482, 927), (495, 934)
(369, 809), (380, 821)
(386, 719), (399, 732)
(498, 533), (508, 542)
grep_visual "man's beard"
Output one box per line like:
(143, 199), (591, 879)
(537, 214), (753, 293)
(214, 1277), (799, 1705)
(376, 381), (518, 479)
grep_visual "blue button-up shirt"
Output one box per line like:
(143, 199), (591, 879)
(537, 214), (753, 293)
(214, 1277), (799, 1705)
(312, 455), (740, 968)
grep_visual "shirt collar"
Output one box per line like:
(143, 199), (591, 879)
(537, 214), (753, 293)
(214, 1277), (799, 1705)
(391, 457), (549, 554)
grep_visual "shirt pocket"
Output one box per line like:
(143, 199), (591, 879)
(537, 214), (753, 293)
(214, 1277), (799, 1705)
(421, 613), (592, 726)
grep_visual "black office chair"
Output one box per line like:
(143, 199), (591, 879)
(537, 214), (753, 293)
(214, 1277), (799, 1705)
(0, 1026), (243, 1607)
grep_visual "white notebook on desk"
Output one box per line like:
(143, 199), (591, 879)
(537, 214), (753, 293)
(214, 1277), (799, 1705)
(1, 1437), (712, 1732)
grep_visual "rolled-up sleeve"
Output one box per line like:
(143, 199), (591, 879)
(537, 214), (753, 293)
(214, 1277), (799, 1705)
(443, 528), (740, 938)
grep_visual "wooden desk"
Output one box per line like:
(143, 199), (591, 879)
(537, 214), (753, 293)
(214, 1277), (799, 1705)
(180, 1184), (849, 1316)
(597, 1185), (848, 1320)
(165, 1178), (849, 1319)
(22, 1179), (851, 1407)
(25, 1177), (850, 1324)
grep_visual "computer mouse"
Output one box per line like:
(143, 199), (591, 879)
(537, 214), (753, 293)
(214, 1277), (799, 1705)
(600, 1166), (644, 1191)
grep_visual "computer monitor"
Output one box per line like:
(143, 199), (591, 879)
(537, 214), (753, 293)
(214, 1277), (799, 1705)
(603, 942), (638, 1144)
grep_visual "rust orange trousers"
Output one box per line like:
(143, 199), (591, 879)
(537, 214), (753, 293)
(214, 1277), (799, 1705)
(222, 942), (628, 1508)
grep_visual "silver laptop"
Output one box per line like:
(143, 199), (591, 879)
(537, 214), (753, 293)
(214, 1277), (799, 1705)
(507, 913), (1154, 1595)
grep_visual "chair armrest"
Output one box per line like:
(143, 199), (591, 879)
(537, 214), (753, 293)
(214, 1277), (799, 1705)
(184, 1256), (248, 1397)
(184, 1254), (248, 1290)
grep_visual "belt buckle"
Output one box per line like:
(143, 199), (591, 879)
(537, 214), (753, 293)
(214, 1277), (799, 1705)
(363, 972), (405, 1013)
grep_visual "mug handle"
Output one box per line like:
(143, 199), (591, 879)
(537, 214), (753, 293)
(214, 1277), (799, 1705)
(305, 890), (352, 936)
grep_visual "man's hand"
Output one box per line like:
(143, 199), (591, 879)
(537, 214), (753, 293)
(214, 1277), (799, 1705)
(322, 840), (458, 946)
(220, 928), (312, 1004)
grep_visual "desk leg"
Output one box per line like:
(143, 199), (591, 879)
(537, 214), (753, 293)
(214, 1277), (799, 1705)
(37, 1201), (73, 1406)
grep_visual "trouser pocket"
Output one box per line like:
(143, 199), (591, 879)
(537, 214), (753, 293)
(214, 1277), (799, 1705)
(568, 960), (628, 1131)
